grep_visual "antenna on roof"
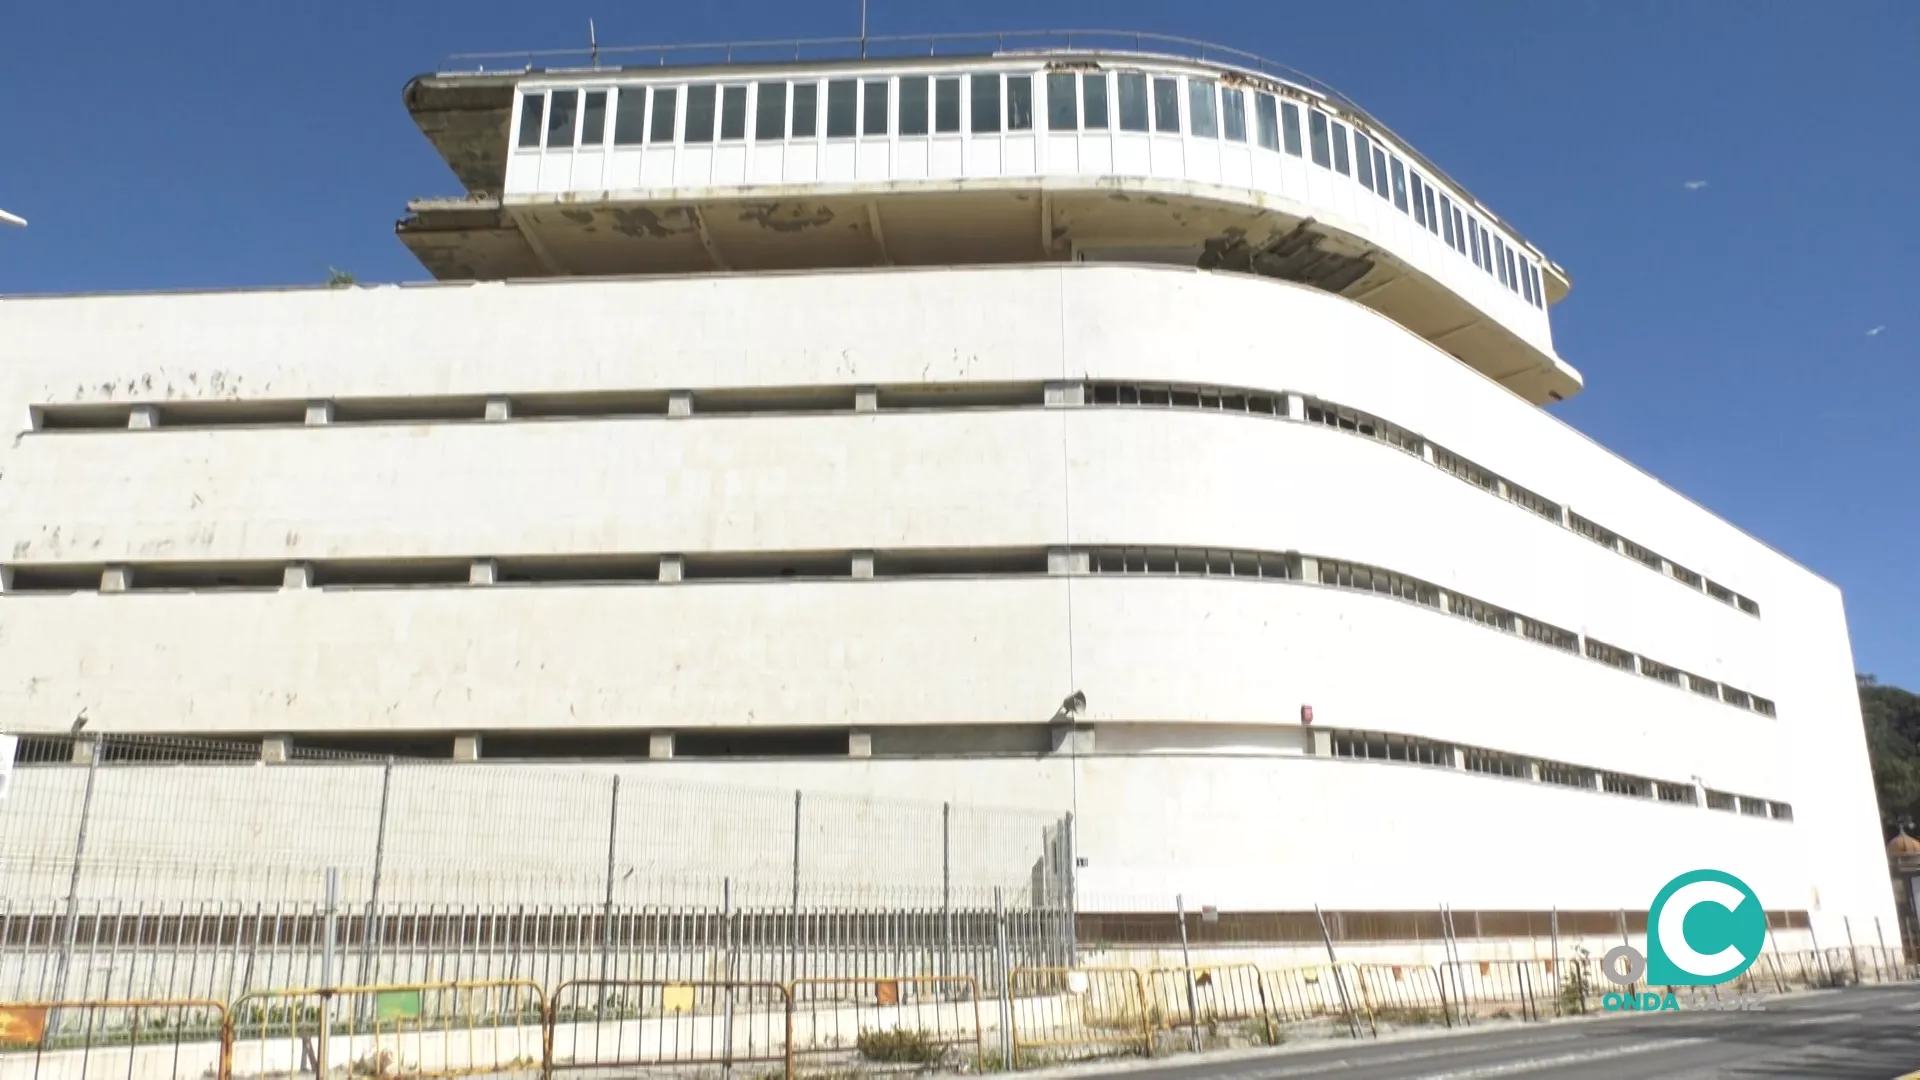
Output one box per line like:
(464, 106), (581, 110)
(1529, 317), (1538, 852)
(859, 0), (867, 58)
(589, 18), (599, 67)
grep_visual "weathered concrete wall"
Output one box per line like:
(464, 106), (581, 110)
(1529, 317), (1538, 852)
(0, 264), (1886, 942)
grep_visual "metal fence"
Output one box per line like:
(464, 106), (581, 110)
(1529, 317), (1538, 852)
(0, 732), (1074, 908)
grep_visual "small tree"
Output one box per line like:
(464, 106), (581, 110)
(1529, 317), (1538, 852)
(326, 267), (357, 287)
(1559, 946), (1593, 1015)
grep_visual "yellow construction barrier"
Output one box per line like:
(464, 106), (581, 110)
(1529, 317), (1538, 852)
(547, 978), (792, 1079)
(788, 976), (982, 1075)
(1007, 966), (1151, 1066)
(225, 980), (544, 1080)
(0, 999), (228, 1080)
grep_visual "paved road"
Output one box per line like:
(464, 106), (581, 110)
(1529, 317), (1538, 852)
(1063, 985), (1920, 1079)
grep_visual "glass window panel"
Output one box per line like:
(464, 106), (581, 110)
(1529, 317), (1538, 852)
(1188, 79), (1218, 138)
(1372, 146), (1389, 196)
(1453, 207), (1466, 253)
(1468, 218), (1482, 267)
(545, 89), (578, 149)
(1152, 77), (1180, 132)
(1440, 194), (1456, 247)
(1082, 73), (1109, 128)
(580, 91), (607, 146)
(826, 79), (857, 137)
(719, 85), (747, 140)
(1331, 119), (1350, 174)
(1281, 101), (1303, 156)
(1354, 131), (1373, 187)
(1007, 74), (1033, 130)
(1254, 93), (1278, 150)
(754, 82), (787, 140)
(861, 79), (888, 136)
(970, 73), (1001, 133)
(1047, 73), (1077, 130)
(613, 87), (646, 145)
(1308, 109), (1330, 166)
(1390, 156), (1409, 211)
(899, 76), (930, 135)
(1221, 87), (1246, 142)
(791, 83), (817, 137)
(1118, 73), (1149, 131)
(934, 77), (961, 133)
(1424, 187), (1439, 233)
(517, 92), (545, 148)
(1411, 174), (1428, 226)
(1496, 236), (1510, 285)
(684, 85), (716, 144)
(649, 86), (678, 143)
(1522, 258), (1537, 304)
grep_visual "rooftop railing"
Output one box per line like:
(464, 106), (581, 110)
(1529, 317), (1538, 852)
(437, 28), (1361, 115)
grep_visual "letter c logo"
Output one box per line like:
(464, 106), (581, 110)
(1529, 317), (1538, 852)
(1645, 869), (1766, 986)
(1658, 880), (1749, 977)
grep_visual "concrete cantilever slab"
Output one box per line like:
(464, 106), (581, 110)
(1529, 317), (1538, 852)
(399, 43), (1582, 405)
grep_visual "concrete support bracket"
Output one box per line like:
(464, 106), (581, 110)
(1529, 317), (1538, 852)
(485, 396), (513, 422)
(469, 559), (499, 586)
(852, 551), (875, 579)
(305, 401), (335, 426)
(453, 734), (483, 762)
(282, 563), (315, 590)
(261, 735), (293, 764)
(849, 731), (873, 758)
(1044, 381), (1085, 407)
(1285, 393), (1306, 420)
(648, 733), (675, 760)
(668, 391), (693, 417)
(659, 555), (685, 583)
(854, 387), (879, 413)
(101, 566), (133, 593)
(128, 405), (158, 430)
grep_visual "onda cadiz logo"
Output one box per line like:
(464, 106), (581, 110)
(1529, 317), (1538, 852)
(1603, 869), (1767, 1007)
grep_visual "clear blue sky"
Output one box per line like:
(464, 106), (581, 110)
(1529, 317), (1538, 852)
(2, 1), (1915, 687)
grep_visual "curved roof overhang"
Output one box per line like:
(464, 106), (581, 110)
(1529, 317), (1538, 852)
(397, 175), (1582, 404)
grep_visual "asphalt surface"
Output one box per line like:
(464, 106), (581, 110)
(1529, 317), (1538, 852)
(1051, 985), (1920, 1079)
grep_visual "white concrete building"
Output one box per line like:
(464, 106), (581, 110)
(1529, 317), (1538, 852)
(0, 32), (1887, 941)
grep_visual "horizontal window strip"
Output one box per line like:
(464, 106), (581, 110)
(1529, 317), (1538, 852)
(22, 377), (1761, 617)
(1324, 724), (1790, 822)
(1, 544), (1774, 719)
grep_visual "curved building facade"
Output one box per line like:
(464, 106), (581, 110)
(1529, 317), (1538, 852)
(0, 33), (1888, 938)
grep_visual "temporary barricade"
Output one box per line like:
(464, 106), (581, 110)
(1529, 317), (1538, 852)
(1438, 959), (1547, 1023)
(1258, 964), (1363, 1034)
(0, 999), (227, 1080)
(1348, 963), (1453, 1029)
(787, 976), (982, 1075)
(1006, 966), (1150, 1066)
(547, 978), (791, 1079)
(225, 980), (544, 1080)
(1144, 963), (1275, 1047)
